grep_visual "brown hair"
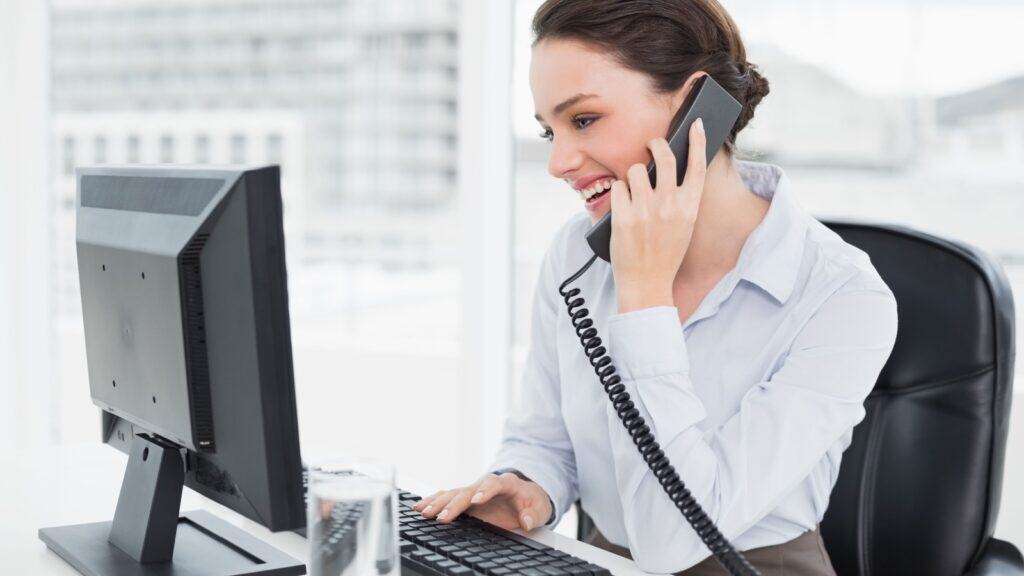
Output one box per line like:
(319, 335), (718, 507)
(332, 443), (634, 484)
(532, 0), (769, 152)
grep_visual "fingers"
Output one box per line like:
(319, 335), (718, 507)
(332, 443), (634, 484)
(468, 473), (505, 507)
(609, 177), (629, 216)
(647, 137), (677, 191)
(414, 474), (502, 523)
(676, 117), (708, 218)
(412, 489), (445, 516)
(625, 162), (650, 211)
(518, 493), (551, 532)
(436, 485), (480, 524)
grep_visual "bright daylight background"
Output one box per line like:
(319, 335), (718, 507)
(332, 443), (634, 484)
(1, 0), (1022, 553)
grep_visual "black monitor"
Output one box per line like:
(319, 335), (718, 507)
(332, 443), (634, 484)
(39, 165), (306, 576)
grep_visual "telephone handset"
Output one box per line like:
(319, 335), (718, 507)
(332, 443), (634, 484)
(585, 75), (742, 262)
(559, 76), (759, 575)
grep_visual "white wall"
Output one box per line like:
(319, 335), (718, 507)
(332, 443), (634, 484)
(457, 0), (515, 481)
(0, 0), (54, 447)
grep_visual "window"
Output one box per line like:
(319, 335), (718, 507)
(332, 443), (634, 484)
(230, 133), (246, 164)
(159, 134), (174, 163)
(62, 136), (75, 175)
(266, 133), (283, 165)
(126, 134), (140, 163)
(93, 135), (107, 164)
(194, 134), (210, 164)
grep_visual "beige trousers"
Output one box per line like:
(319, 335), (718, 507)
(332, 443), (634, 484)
(585, 525), (838, 576)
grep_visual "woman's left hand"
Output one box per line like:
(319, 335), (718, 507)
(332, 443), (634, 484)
(609, 118), (708, 313)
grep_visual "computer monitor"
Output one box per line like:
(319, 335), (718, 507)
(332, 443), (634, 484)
(39, 165), (306, 576)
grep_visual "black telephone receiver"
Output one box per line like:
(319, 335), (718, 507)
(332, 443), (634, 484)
(584, 75), (742, 262)
(559, 76), (759, 575)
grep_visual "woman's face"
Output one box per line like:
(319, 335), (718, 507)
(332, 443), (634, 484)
(531, 38), (687, 223)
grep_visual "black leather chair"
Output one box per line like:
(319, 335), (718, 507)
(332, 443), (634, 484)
(819, 221), (1020, 575)
(575, 221), (1022, 575)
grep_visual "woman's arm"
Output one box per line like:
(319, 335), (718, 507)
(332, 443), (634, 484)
(487, 234), (580, 527)
(603, 281), (898, 573)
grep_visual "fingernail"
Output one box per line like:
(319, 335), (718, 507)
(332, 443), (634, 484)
(695, 118), (705, 135)
(423, 505), (433, 515)
(438, 509), (449, 520)
(523, 514), (534, 530)
(471, 491), (484, 504)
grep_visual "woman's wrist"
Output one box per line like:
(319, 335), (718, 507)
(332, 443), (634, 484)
(616, 283), (674, 314)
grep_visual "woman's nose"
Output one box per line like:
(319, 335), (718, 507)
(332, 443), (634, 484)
(547, 138), (584, 179)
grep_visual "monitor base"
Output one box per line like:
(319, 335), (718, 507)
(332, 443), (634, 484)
(39, 509), (305, 576)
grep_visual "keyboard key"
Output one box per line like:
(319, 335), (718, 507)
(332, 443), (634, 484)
(584, 563), (612, 576)
(410, 549), (433, 561)
(546, 549), (569, 558)
(437, 559), (460, 571)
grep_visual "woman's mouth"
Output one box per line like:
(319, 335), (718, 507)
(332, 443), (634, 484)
(577, 177), (614, 204)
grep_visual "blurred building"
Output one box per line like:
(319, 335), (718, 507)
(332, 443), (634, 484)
(736, 45), (918, 170)
(49, 0), (461, 278)
(51, 109), (308, 319)
(930, 76), (1024, 179)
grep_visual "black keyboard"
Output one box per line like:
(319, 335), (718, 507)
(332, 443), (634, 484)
(395, 489), (611, 576)
(299, 467), (613, 576)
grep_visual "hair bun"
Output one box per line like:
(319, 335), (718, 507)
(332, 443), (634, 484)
(732, 60), (769, 136)
(742, 62), (770, 107)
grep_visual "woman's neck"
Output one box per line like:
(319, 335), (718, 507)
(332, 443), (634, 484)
(675, 154), (770, 285)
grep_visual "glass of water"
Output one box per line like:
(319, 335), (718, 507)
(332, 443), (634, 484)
(307, 457), (398, 576)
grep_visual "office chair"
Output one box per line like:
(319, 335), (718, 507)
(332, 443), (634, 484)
(575, 221), (1022, 575)
(819, 221), (1020, 575)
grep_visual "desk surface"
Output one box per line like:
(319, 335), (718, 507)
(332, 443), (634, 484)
(2, 443), (653, 575)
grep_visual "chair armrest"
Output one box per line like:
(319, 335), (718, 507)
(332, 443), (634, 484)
(966, 538), (1024, 576)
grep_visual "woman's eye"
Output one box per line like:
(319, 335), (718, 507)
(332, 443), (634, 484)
(538, 116), (596, 142)
(573, 116), (596, 129)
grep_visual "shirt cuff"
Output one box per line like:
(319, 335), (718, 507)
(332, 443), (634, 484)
(607, 305), (690, 381)
(607, 305), (705, 448)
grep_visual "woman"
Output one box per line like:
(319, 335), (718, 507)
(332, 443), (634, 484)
(413, 1), (898, 574)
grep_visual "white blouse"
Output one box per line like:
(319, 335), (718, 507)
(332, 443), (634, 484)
(490, 161), (899, 573)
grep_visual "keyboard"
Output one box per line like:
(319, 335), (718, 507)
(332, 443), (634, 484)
(300, 465), (612, 575)
(395, 489), (612, 576)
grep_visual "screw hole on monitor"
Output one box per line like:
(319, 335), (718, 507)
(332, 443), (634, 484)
(142, 447), (149, 461)
(152, 396), (157, 404)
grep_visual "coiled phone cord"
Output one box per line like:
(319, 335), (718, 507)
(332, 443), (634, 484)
(559, 254), (760, 576)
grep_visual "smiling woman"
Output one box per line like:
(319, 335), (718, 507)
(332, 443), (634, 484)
(420, 1), (899, 575)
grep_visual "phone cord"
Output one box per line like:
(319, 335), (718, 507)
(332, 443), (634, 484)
(559, 254), (760, 576)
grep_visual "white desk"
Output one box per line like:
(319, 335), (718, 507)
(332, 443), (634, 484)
(2, 443), (653, 575)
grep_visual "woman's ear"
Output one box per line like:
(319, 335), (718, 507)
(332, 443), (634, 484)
(669, 70), (709, 111)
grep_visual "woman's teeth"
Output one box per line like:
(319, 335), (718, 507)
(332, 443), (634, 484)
(578, 179), (613, 201)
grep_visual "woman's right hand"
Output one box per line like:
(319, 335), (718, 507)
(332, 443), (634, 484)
(412, 471), (553, 532)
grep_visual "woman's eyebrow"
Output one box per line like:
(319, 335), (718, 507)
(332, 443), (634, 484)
(534, 93), (598, 122)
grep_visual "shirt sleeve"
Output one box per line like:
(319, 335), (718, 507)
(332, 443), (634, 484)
(603, 284), (898, 573)
(489, 239), (579, 527)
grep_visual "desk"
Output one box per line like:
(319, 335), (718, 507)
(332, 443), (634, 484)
(2, 444), (652, 575)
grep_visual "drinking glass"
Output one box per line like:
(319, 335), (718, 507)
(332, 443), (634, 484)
(306, 457), (398, 576)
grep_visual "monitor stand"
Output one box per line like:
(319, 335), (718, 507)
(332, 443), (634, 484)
(38, 434), (306, 576)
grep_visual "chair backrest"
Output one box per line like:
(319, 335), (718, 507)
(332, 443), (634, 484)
(820, 221), (1016, 576)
